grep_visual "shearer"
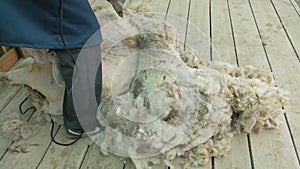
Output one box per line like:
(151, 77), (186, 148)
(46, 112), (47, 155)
(0, 0), (105, 140)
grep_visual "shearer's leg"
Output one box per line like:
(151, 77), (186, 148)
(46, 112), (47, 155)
(54, 45), (102, 138)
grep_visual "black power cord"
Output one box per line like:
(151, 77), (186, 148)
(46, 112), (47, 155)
(48, 0), (83, 146)
(19, 95), (81, 146)
(50, 118), (82, 146)
(19, 96), (36, 115)
(59, 0), (78, 63)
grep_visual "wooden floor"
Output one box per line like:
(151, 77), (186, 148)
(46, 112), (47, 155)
(1, 0), (300, 168)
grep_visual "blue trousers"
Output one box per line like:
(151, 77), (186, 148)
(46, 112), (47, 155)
(54, 46), (102, 130)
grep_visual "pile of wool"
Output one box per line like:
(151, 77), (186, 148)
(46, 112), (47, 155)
(211, 63), (287, 133)
(0, 0), (288, 167)
(91, 2), (287, 168)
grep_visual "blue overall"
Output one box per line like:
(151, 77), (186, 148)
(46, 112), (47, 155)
(0, 0), (103, 132)
(0, 0), (101, 48)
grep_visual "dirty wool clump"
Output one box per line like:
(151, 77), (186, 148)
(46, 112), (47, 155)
(204, 61), (287, 133)
(92, 3), (288, 169)
(219, 64), (287, 133)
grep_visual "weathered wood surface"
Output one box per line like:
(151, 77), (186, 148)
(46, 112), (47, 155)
(80, 143), (125, 169)
(0, 0), (299, 169)
(0, 88), (60, 169)
(211, 0), (236, 64)
(37, 127), (90, 169)
(0, 122), (59, 169)
(271, 0), (300, 60)
(186, 0), (211, 62)
(249, 0), (300, 167)
(229, 0), (299, 169)
(0, 48), (20, 72)
(211, 1), (251, 168)
(149, 0), (170, 13)
(0, 88), (29, 159)
(0, 85), (20, 114)
(270, 0), (300, 157)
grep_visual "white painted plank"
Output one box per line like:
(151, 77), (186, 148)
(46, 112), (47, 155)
(250, 0), (300, 167)
(189, 0), (210, 37)
(211, 1), (251, 168)
(290, 0), (300, 17)
(172, 156), (210, 169)
(228, 0), (269, 71)
(167, 0), (190, 18)
(211, 0), (236, 64)
(37, 127), (90, 169)
(272, 0), (300, 59)
(0, 84), (20, 113)
(214, 134), (252, 169)
(0, 88), (31, 158)
(80, 143), (125, 169)
(251, 128), (299, 169)
(0, 87), (59, 169)
(0, 122), (58, 169)
(186, 0), (211, 63)
(166, 0), (190, 44)
(149, 0), (170, 13)
(229, 0), (299, 168)
(1, 124), (57, 169)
